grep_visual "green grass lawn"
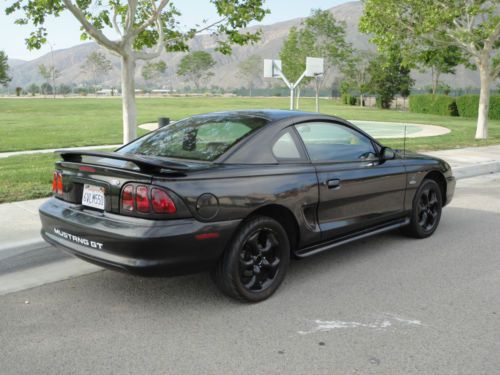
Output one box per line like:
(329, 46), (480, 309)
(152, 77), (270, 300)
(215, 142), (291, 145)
(1, 96), (500, 152)
(0, 153), (58, 203)
(1, 96), (500, 203)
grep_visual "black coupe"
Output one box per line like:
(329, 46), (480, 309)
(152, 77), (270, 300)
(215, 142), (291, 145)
(39, 110), (455, 302)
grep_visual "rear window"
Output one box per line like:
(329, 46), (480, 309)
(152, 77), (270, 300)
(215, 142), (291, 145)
(118, 115), (269, 162)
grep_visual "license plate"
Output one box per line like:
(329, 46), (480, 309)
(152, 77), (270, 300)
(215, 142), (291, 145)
(82, 184), (106, 210)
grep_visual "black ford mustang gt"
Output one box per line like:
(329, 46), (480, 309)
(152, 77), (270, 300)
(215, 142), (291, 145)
(39, 110), (456, 302)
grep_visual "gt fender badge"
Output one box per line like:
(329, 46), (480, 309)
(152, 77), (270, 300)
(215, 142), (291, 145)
(110, 179), (120, 186)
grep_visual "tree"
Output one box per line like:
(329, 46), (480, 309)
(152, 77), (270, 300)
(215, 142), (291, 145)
(0, 51), (12, 87)
(302, 9), (352, 71)
(6, 0), (268, 143)
(58, 83), (72, 96)
(177, 51), (216, 91)
(237, 54), (262, 96)
(142, 60), (167, 88)
(418, 45), (465, 95)
(367, 51), (414, 109)
(341, 50), (374, 107)
(279, 10), (352, 109)
(40, 82), (53, 95)
(38, 63), (59, 97)
(360, 0), (500, 139)
(27, 83), (39, 96)
(81, 51), (113, 95)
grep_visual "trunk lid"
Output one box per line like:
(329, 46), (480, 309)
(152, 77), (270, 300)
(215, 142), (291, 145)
(55, 151), (206, 215)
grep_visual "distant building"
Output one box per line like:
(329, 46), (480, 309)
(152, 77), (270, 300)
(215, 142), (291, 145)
(151, 89), (177, 95)
(96, 89), (116, 96)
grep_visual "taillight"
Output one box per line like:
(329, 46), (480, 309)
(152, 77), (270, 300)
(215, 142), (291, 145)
(52, 171), (63, 195)
(120, 184), (176, 215)
(152, 188), (177, 214)
(135, 185), (150, 213)
(52, 172), (58, 193)
(121, 185), (134, 211)
(57, 173), (63, 194)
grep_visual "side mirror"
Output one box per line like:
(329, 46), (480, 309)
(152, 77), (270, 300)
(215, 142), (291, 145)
(380, 147), (396, 161)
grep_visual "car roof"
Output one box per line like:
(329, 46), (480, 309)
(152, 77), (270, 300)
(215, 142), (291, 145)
(193, 109), (338, 123)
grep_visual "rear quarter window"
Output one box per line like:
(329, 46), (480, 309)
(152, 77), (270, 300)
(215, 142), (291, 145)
(118, 116), (268, 162)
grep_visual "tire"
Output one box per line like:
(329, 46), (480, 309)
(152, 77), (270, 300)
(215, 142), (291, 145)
(402, 179), (443, 239)
(212, 216), (290, 302)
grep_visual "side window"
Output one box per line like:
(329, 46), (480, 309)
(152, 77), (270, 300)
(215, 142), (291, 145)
(272, 131), (301, 160)
(295, 122), (376, 162)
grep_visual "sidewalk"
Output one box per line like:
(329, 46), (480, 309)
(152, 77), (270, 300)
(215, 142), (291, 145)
(0, 198), (46, 253)
(1, 145), (500, 252)
(426, 145), (500, 179)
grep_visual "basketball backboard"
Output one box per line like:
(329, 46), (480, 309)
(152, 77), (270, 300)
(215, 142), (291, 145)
(305, 57), (324, 77)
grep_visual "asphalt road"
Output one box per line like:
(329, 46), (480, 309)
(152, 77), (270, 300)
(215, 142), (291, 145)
(1, 173), (500, 374)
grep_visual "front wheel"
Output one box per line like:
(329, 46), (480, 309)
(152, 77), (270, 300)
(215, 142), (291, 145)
(402, 179), (443, 238)
(212, 216), (290, 302)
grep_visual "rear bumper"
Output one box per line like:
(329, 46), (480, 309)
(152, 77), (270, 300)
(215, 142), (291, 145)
(39, 198), (240, 276)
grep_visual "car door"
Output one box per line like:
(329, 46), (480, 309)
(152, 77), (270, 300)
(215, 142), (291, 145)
(293, 121), (407, 240)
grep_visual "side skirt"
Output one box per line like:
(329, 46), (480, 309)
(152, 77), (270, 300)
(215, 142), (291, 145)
(295, 217), (410, 258)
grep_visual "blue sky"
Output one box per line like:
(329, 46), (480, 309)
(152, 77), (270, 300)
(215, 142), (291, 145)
(0, 0), (350, 60)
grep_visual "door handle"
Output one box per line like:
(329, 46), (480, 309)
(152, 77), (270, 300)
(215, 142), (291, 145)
(326, 179), (341, 189)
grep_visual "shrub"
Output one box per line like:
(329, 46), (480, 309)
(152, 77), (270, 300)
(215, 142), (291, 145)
(456, 94), (500, 120)
(341, 94), (357, 106)
(409, 94), (459, 116)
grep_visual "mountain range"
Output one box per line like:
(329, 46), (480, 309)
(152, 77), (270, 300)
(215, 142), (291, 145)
(6, 1), (481, 90)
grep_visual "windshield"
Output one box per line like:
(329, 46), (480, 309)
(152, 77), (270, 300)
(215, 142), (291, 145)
(118, 114), (269, 162)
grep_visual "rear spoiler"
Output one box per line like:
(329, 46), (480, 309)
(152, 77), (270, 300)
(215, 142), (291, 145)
(57, 150), (192, 173)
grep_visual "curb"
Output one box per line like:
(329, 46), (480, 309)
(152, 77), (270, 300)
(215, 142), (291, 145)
(0, 237), (47, 261)
(453, 161), (500, 180)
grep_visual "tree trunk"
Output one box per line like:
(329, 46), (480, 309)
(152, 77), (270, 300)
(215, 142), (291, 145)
(431, 67), (440, 95)
(475, 58), (490, 140)
(359, 93), (364, 107)
(121, 54), (137, 144)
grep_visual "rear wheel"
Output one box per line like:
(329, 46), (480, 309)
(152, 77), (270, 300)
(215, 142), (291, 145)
(212, 216), (290, 302)
(403, 179), (443, 238)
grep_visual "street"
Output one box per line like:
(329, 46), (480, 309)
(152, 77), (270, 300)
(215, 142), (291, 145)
(1, 173), (499, 374)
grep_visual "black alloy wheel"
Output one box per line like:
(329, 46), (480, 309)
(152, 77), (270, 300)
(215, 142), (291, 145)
(213, 216), (290, 302)
(403, 179), (443, 238)
(417, 186), (440, 232)
(239, 229), (281, 292)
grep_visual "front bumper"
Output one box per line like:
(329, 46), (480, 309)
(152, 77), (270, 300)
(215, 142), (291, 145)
(39, 198), (240, 276)
(445, 175), (456, 206)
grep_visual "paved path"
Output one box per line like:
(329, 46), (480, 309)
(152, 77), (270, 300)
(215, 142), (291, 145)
(1, 173), (499, 374)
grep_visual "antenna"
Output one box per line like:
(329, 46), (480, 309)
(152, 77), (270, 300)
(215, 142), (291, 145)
(403, 125), (407, 158)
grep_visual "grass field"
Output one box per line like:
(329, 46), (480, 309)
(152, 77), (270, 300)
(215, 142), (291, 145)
(0, 153), (58, 203)
(1, 96), (500, 203)
(1, 97), (500, 152)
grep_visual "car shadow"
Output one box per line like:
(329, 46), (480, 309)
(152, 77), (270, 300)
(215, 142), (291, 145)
(56, 205), (499, 311)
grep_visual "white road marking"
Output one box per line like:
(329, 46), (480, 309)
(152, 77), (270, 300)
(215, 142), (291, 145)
(298, 315), (422, 335)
